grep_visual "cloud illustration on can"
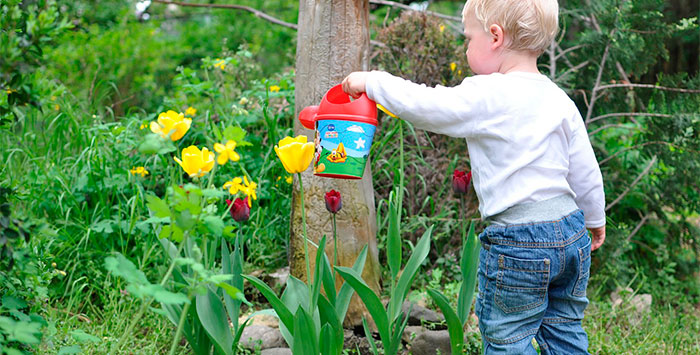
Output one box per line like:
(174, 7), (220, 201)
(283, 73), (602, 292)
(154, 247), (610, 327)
(346, 125), (365, 134)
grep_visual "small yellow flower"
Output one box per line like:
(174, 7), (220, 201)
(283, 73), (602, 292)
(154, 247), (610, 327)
(458, 70), (462, 76)
(54, 104), (60, 111)
(51, 95), (57, 101)
(214, 140), (240, 165)
(274, 135), (315, 174)
(243, 176), (257, 203)
(140, 123), (148, 130)
(213, 58), (226, 70)
(5, 89), (13, 94)
(269, 85), (281, 93)
(150, 110), (192, 141)
(450, 62), (457, 72)
(129, 166), (149, 177)
(224, 177), (244, 194)
(174, 146), (215, 178)
(439, 24), (445, 33)
(185, 106), (197, 116)
(51, 262), (57, 268)
(239, 97), (248, 106)
(285, 176), (293, 184)
(223, 176), (257, 207)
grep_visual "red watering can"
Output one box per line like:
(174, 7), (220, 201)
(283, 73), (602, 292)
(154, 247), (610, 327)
(298, 84), (378, 179)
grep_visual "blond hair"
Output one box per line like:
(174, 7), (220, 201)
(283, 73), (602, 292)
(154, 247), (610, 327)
(462, 0), (559, 54)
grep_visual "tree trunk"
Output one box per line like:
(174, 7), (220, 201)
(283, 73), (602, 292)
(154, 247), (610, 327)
(291, 0), (380, 327)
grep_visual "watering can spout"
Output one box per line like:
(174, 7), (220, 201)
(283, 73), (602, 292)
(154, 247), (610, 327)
(299, 106), (319, 130)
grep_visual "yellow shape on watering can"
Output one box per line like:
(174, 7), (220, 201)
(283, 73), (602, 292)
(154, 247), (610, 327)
(327, 142), (347, 163)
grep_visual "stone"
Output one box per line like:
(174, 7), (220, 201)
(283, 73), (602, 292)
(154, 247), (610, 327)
(407, 327), (451, 355)
(240, 325), (287, 350)
(261, 348), (292, 355)
(269, 266), (290, 287)
(630, 294), (652, 314)
(403, 301), (444, 325)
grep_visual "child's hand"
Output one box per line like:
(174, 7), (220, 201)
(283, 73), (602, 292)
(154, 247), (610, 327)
(588, 226), (605, 251)
(341, 72), (369, 99)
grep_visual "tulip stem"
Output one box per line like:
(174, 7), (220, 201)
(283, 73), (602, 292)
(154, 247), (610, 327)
(297, 173), (313, 310)
(332, 213), (338, 280)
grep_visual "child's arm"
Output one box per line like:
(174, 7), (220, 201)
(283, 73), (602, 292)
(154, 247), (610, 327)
(566, 113), (607, 250)
(342, 71), (483, 138)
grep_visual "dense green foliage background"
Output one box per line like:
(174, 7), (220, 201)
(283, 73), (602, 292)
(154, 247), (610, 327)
(1, 0), (699, 353)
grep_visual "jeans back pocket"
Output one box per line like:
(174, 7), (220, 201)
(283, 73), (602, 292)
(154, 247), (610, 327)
(572, 237), (592, 297)
(495, 254), (550, 314)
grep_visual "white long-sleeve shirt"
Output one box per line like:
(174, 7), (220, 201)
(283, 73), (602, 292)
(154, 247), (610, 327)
(366, 71), (606, 228)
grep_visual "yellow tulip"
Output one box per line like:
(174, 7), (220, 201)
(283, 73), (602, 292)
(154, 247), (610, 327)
(174, 146), (215, 178)
(274, 135), (315, 174)
(150, 110), (192, 141)
(214, 140), (240, 165)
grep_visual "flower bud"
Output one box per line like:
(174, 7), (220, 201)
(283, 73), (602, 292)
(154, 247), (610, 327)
(324, 189), (342, 214)
(452, 169), (472, 195)
(226, 197), (250, 222)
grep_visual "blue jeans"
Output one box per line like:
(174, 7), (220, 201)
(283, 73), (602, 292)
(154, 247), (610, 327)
(475, 209), (591, 354)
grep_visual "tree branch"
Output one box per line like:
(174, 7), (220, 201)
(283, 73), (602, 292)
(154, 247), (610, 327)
(588, 123), (639, 136)
(151, 0), (298, 30)
(599, 141), (676, 165)
(584, 29), (615, 126)
(626, 213), (650, 242)
(587, 112), (672, 125)
(370, 0), (463, 23)
(606, 156), (657, 212)
(596, 83), (700, 93)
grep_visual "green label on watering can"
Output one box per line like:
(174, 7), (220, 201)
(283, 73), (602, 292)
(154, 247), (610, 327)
(313, 119), (376, 179)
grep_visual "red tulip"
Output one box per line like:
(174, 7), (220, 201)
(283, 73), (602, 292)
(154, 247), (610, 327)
(452, 169), (472, 195)
(324, 189), (342, 214)
(226, 197), (250, 222)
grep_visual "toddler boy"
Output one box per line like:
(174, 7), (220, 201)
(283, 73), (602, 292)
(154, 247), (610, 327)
(342, 0), (605, 353)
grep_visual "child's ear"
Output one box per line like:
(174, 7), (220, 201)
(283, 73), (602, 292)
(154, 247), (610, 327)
(489, 24), (505, 50)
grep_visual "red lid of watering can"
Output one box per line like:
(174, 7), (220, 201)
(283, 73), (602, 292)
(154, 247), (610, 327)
(298, 84), (378, 129)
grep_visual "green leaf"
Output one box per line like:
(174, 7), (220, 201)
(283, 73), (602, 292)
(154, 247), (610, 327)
(335, 245), (367, 323)
(70, 329), (100, 343)
(146, 194), (170, 218)
(334, 266), (390, 351)
(320, 252), (336, 306)
(427, 288), (465, 355)
(292, 307), (319, 355)
(242, 275), (294, 332)
(458, 222), (480, 326)
(311, 236), (327, 311)
(362, 317), (379, 355)
(104, 253), (148, 285)
(1, 295), (27, 310)
(196, 288), (233, 355)
(387, 190), (401, 280)
(223, 125), (252, 147)
(217, 282), (250, 306)
(57, 345), (82, 355)
(132, 284), (189, 305)
(317, 296), (343, 355)
(203, 215), (224, 236)
(391, 226), (432, 323)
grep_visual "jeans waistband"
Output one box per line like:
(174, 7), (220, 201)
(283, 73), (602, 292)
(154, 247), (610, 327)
(486, 194), (579, 226)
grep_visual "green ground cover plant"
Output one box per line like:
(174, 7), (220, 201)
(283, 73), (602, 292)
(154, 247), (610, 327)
(1, 0), (699, 354)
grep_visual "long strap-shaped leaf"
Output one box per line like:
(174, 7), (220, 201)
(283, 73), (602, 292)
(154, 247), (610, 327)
(427, 288), (465, 354)
(292, 307), (319, 355)
(335, 245), (368, 322)
(387, 190), (401, 281)
(458, 222), (480, 326)
(241, 275), (294, 332)
(196, 288), (234, 355)
(334, 266), (390, 351)
(390, 226), (433, 323)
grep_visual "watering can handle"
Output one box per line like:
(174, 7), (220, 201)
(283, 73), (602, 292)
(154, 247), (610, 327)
(299, 105), (319, 130)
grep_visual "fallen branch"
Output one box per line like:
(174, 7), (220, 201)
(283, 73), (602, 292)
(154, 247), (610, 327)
(606, 155), (657, 212)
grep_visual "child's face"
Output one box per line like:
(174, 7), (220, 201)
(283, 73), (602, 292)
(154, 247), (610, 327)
(463, 12), (501, 75)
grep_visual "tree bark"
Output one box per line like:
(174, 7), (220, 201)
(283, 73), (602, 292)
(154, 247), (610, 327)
(291, 0), (380, 327)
